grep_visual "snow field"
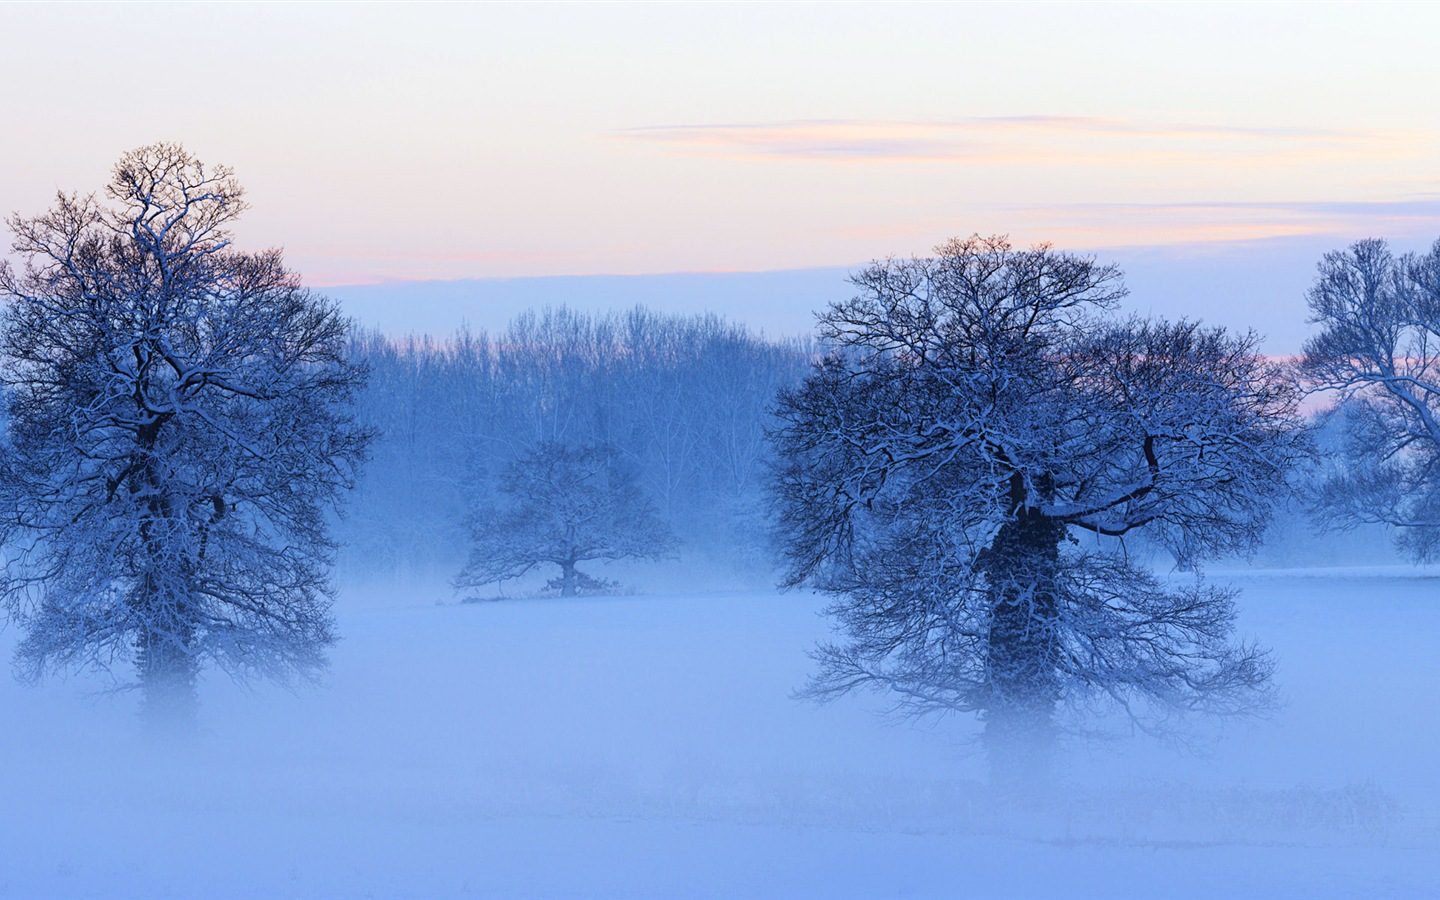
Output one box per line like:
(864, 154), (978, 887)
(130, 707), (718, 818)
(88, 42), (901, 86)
(2, 568), (1437, 898)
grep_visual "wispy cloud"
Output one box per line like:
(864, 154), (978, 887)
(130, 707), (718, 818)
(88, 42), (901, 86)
(615, 117), (1431, 167)
(1032, 198), (1440, 241)
(814, 197), (1440, 253)
(1151, 198), (1440, 220)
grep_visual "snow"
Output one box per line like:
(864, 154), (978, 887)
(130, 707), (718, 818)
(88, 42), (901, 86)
(3, 567), (1438, 898)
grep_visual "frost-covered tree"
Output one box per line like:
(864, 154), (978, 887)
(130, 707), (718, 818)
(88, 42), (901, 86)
(1301, 237), (1440, 560)
(0, 143), (370, 727)
(771, 236), (1306, 782)
(455, 442), (677, 597)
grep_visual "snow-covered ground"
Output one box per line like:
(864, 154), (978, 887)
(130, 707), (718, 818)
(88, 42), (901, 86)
(3, 567), (1438, 898)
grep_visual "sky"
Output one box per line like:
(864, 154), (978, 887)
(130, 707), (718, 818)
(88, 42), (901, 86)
(2, 2), (1439, 343)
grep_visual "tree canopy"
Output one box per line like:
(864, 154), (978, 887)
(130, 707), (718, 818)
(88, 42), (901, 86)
(771, 235), (1306, 779)
(455, 442), (677, 598)
(1301, 237), (1440, 561)
(0, 143), (370, 725)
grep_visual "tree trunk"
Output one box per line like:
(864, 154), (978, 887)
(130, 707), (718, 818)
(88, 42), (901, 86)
(560, 560), (578, 597)
(980, 475), (1067, 788)
(136, 619), (199, 731)
(133, 434), (199, 731)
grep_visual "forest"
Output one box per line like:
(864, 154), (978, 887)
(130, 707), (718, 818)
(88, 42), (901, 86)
(340, 308), (811, 581)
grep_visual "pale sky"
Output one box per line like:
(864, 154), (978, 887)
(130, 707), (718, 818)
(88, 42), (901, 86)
(2, 2), (1438, 288)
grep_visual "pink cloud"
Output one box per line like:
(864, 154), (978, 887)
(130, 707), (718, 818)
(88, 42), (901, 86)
(615, 117), (1432, 168)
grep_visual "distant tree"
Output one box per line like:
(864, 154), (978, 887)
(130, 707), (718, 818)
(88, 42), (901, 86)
(0, 143), (370, 727)
(770, 236), (1306, 783)
(455, 442), (677, 597)
(1300, 237), (1440, 560)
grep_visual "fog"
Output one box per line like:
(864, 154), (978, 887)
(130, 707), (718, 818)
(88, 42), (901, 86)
(5, 297), (1440, 898)
(4, 565), (1437, 897)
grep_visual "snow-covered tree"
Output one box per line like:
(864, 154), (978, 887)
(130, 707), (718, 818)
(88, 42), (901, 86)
(1300, 237), (1440, 560)
(0, 143), (370, 726)
(455, 442), (677, 597)
(770, 236), (1306, 782)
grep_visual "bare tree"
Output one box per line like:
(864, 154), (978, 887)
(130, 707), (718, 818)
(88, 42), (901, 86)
(455, 442), (677, 597)
(1301, 237), (1440, 560)
(770, 236), (1305, 783)
(0, 143), (370, 727)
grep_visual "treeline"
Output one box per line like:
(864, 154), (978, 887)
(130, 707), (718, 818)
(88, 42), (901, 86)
(338, 306), (813, 576)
